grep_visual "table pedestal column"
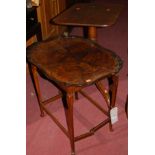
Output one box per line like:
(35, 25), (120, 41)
(88, 26), (97, 41)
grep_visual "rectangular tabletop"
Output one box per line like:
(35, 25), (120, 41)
(52, 3), (123, 27)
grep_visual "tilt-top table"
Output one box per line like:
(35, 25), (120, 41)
(52, 3), (123, 40)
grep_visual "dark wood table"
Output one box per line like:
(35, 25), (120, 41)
(27, 36), (123, 154)
(52, 3), (123, 40)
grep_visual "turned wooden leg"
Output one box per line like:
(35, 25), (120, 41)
(62, 92), (75, 155)
(95, 81), (110, 109)
(88, 26), (97, 41)
(108, 75), (119, 131)
(30, 64), (45, 117)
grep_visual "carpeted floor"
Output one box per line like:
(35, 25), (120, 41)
(26, 0), (128, 154)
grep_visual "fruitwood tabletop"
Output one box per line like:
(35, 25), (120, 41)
(52, 3), (123, 40)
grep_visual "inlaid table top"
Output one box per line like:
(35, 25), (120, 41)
(27, 37), (123, 86)
(52, 3), (123, 27)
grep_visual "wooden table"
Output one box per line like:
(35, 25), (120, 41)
(27, 36), (123, 154)
(52, 3), (123, 40)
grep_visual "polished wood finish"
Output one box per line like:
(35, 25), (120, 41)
(30, 65), (45, 117)
(40, 99), (70, 137)
(108, 75), (119, 131)
(74, 118), (110, 142)
(27, 37), (122, 87)
(27, 36), (123, 154)
(52, 3), (123, 40)
(63, 92), (75, 154)
(95, 81), (110, 108)
(38, 0), (66, 40)
(42, 93), (62, 105)
(53, 3), (123, 27)
(88, 26), (97, 41)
